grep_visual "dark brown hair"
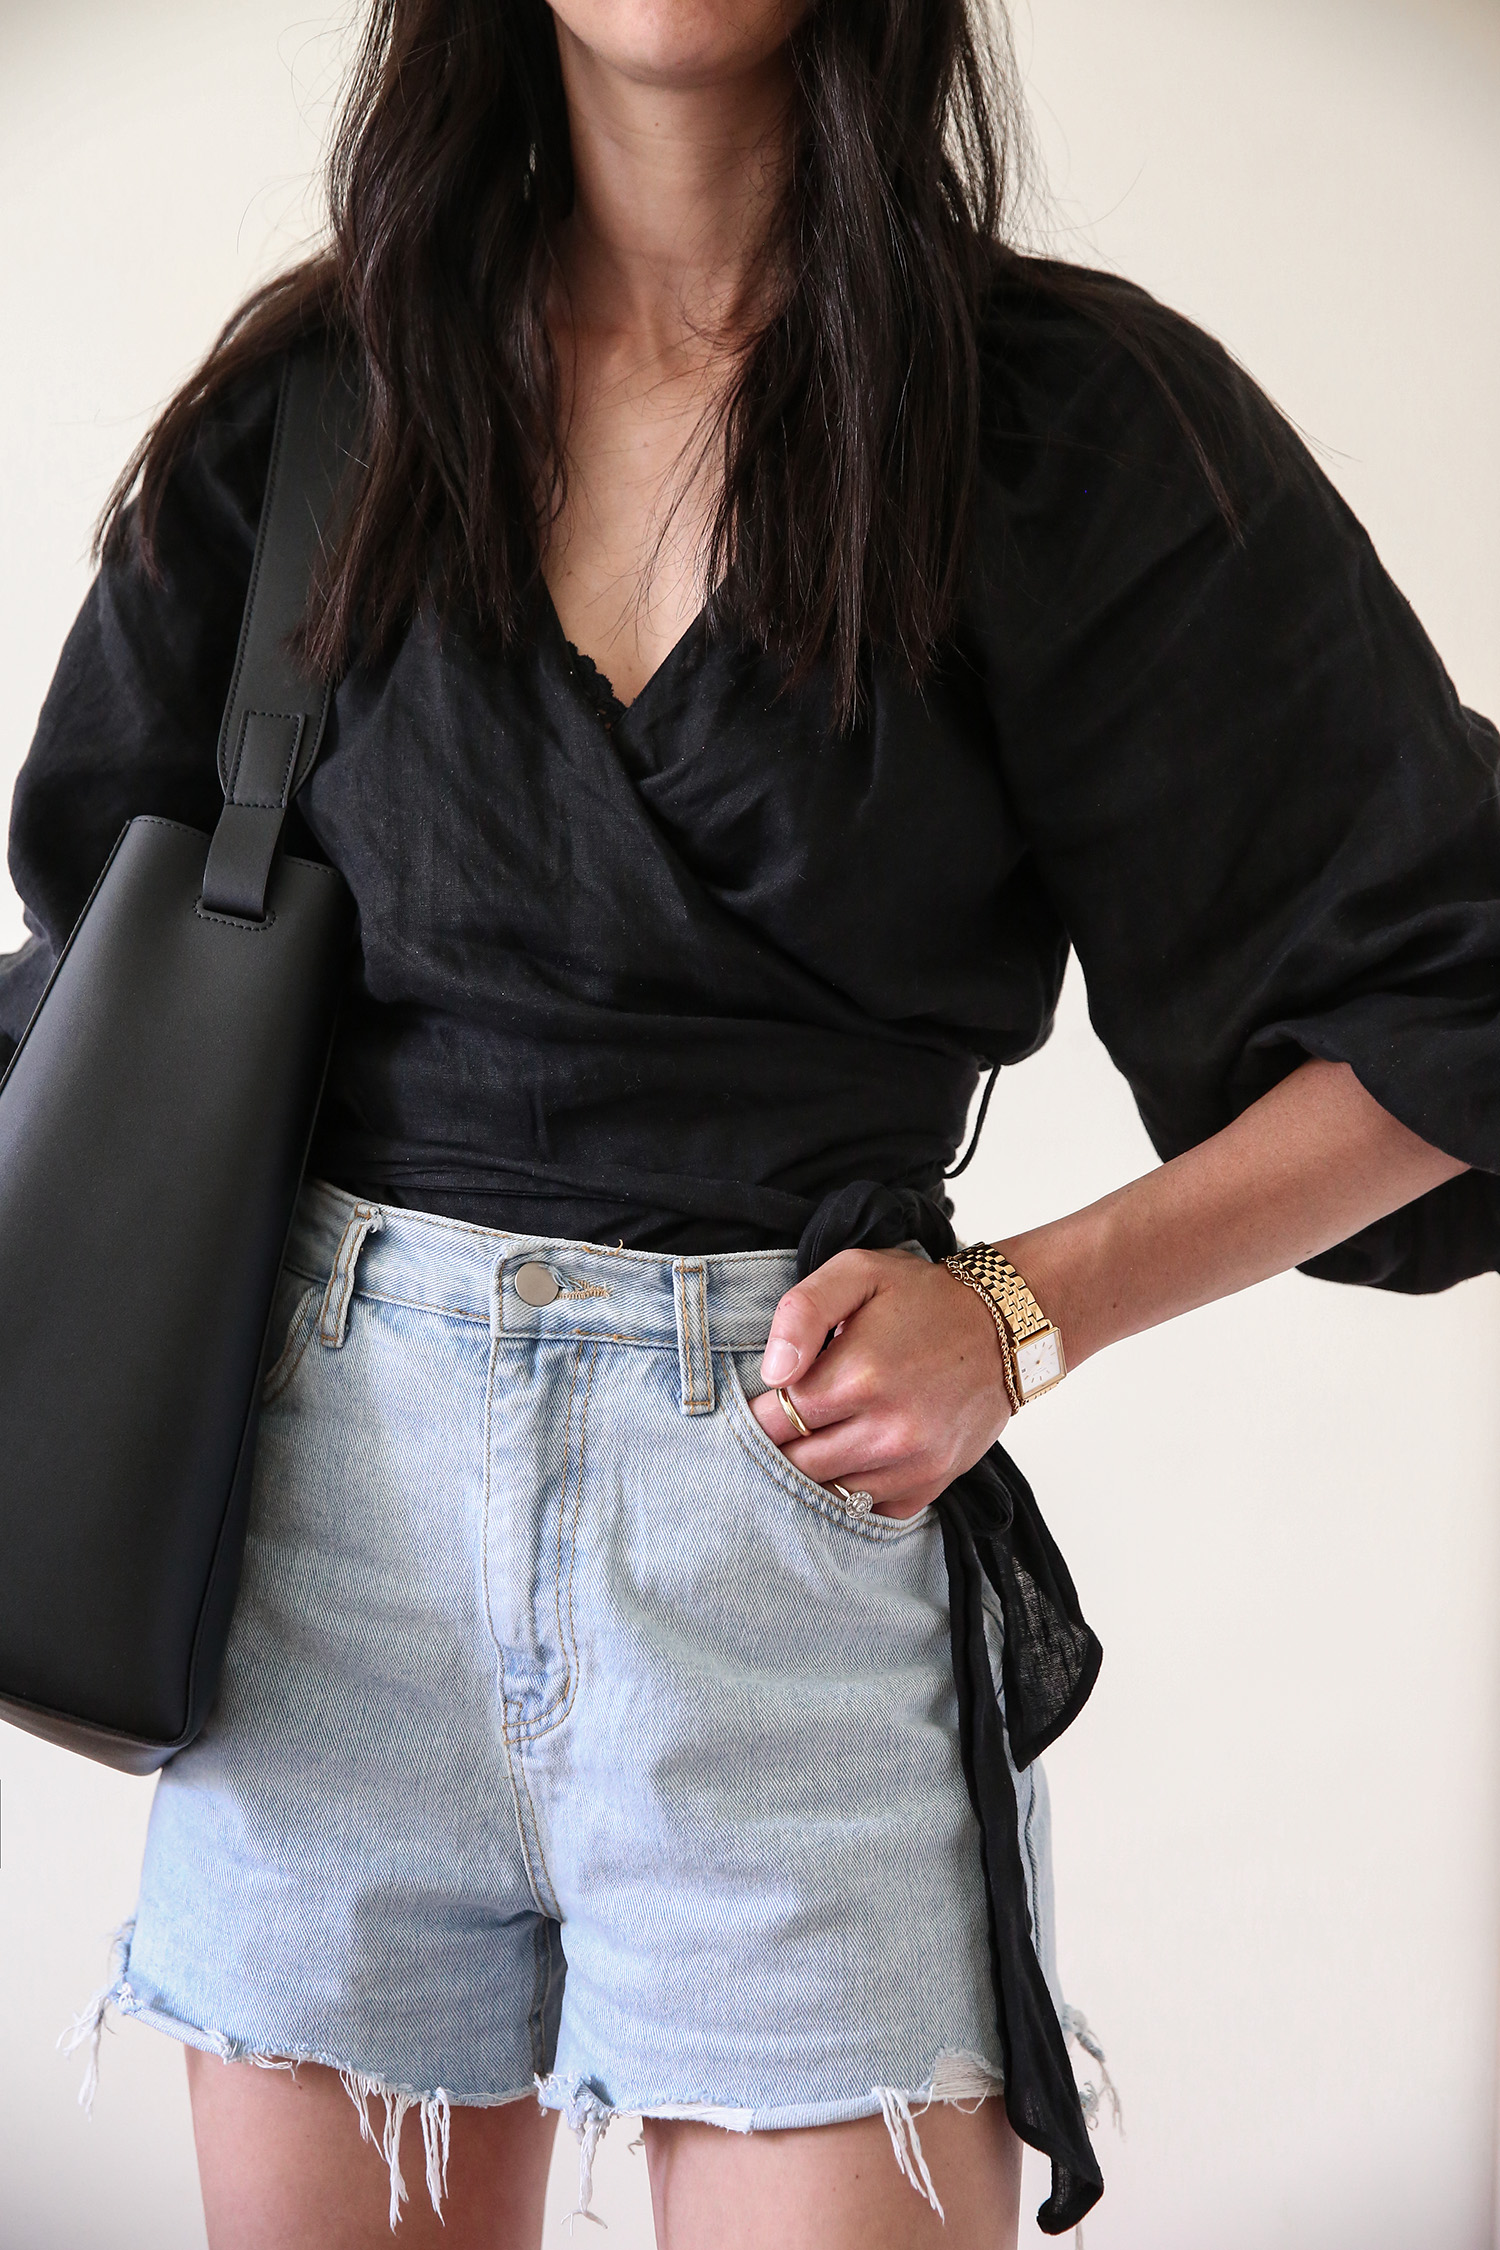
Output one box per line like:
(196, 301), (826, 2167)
(101, 0), (1236, 724)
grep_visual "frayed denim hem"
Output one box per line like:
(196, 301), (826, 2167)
(537, 2049), (1011, 2228)
(60, 1921), (536, 2232)
(536, 2012), (1119, 2234)
(66, 1930), (1119, 2236)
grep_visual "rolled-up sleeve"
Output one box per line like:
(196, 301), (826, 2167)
(973, 315), (1500, 1291)
(0, 363), (277, 1070)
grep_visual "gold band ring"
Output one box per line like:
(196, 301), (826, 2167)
(776, 1384), (812, 1439)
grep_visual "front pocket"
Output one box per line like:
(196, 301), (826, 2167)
(260, 1280), (320, 1404)
(718, 1350), (927, 1544)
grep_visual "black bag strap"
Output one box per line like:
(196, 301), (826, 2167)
(201, 347), (356, 921)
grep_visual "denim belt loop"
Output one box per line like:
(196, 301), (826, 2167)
(671, 1258), (715, 1417)
(319, 1204), (384, 1349)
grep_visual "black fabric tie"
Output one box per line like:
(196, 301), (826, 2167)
(796, 1181), (1105, 2236)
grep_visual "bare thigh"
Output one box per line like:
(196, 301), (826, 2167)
(644, 2099), (1023, 2250)
(185, 2050), (558, 2250)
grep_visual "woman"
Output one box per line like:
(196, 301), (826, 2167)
(5, 1), (1498, 2244)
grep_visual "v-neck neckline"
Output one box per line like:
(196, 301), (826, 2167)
(540, 580), (709, 730)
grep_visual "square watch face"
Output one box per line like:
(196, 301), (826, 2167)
(1015, 1328), (1063, 1397)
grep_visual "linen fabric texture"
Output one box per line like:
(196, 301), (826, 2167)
(110, 1183), (1062, 2212)
(4, 268), (1499, 1280)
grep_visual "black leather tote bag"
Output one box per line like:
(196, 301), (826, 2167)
(0, 348), (355, 1773)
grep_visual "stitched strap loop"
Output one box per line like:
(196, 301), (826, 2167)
(672, 1259), (715, 1416)
(319, 1206), (383, 1349)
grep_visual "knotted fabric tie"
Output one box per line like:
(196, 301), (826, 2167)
(796, 1181), (1105, 2236)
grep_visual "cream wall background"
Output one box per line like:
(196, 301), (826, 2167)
(1, 3), (1498, 2246)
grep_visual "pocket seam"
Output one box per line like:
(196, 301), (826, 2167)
(261, 1284), (320, 1404)
(718, 1351), (929, 1544)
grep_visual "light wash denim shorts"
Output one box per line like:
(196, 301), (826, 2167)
(79, 1180), (1065, 2224)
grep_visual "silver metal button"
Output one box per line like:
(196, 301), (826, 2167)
(514, 1262), (560, 1307)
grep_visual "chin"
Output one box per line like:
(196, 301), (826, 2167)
(549, 0), (801, 88)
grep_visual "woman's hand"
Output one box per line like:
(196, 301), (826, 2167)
(750, 1249), (1012, 1519)
(747, 1063), (1468, 1524)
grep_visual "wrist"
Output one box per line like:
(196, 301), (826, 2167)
(943, 1239), (1069, 1408)
(995, 1207), (1115, 1372)
(944, 1260), (1023, 1416)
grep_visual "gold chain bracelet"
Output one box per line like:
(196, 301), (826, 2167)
(943, 1259), (1023, 1413)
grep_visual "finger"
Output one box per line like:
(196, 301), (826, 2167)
(750, 1385), (908, 1479)
(774, 1413), (916, 1491)
(807, 1455), (940, 1520)
(754, 1413), (939, 1520)
(750, 1382), (851, 1447)
(759, 1251), (883, 1387)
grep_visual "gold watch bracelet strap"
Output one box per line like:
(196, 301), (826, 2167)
(941, 1242), (1064, 1411)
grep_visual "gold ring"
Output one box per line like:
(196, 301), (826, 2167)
(776, 1385), (811, 1439)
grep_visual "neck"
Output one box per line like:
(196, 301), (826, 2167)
(550, 26), (794, 346)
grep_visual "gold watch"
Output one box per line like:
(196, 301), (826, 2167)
(941, 1243), (1067, 1408)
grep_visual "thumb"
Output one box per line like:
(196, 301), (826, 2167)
(760, 1251), (881, 1387)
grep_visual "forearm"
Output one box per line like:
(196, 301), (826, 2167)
(755, 1058), (1468, 1515)
(1001, 1058), (1467, 1370)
